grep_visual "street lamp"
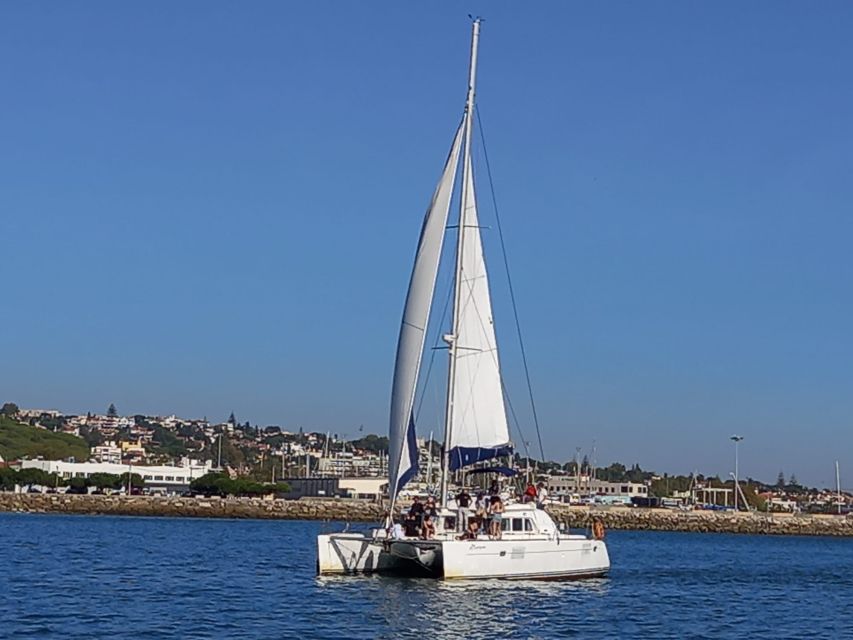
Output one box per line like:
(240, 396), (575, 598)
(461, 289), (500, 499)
(730, 435), (744, 511)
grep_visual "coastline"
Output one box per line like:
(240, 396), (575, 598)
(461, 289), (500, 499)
(3, 493), (853, 537)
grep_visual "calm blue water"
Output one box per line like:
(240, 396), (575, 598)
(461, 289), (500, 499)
(2, 514), (852, 639)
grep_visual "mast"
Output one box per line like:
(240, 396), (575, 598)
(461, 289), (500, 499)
(837, 460), (842, 515)
(440, 17), (481, 508)
(426, 430), (434, 486)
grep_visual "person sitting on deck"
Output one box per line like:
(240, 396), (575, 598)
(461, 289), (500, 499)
(408, 496), (425, 524)
(489, 495), (505, 540)
(403, 515), (420, 538)
(424, 496), (439, 520)
(422, 514), (436, 539)
(456, 518), (480, 541)
(523, 483), (537, 503)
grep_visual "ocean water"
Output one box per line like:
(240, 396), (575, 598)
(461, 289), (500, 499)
(1, 514), (852, 639)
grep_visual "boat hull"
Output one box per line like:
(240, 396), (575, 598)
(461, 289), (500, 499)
(440, 536), (609, 580)
(317, 533), (609, 580)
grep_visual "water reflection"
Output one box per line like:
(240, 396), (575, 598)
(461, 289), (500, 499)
(318, 573), (612, 640)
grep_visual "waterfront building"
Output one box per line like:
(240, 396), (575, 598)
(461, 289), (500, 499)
(338, 477), (387, 501)
(20, 459), (213, 493)
(545, 475), (649, 501)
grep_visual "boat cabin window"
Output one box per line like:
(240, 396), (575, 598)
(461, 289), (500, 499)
(501, 518), (532, 533)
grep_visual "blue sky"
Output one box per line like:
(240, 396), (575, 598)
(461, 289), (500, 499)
(2, 2), (851, 487)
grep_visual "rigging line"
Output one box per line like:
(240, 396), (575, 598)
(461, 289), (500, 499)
(476, 108), (546, 462)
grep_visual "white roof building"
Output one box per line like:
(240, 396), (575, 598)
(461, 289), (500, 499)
(20, 459), (213, 490)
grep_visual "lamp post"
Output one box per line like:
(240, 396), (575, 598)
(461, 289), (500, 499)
(730, 435), (744, 511)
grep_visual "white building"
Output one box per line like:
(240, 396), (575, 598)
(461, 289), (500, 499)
(91, 442), (122, 464)
(338, 477), (387, 501)
(545, 475), (649, 500)
(20, 459), (213, 492)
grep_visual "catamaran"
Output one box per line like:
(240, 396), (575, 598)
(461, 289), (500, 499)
(317, 19), (610, 580)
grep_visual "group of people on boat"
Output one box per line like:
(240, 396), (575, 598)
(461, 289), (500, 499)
(390, 477), (552, 542)
(454, 488), (506, 540)
(395, 488), (512, 541)
(522, 481), (549, 509)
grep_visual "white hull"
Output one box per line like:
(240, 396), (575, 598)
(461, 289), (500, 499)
(440, 535), (609, 580)
(317, 532), (609, 580)
(317, 532), (441, 577)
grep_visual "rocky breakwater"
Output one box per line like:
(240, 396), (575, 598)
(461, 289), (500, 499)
(3, 494), (853, 536)
(549, 505), (853, 537)
(0, 493), (384, 522)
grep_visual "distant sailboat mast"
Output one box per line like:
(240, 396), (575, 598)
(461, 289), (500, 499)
(440, 18), (481, 508)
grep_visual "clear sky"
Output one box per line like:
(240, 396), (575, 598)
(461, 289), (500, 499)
(2, 2), (851, 487)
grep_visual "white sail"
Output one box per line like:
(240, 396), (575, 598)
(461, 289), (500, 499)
(388, 123), (464, 505)
(447, 152), (511, 469)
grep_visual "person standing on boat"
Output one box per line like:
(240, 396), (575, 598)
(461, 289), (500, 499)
(489, 495), (505, 539)
(536, 482), (549, 509)
(455, 488), (472, 533)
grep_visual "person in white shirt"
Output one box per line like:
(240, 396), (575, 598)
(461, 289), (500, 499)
(536, 482), (549, 509)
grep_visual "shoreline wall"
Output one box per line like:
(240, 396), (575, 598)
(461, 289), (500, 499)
(2, 493), (853, 537)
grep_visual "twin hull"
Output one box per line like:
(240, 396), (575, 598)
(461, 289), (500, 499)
(317, 533), (610, 580)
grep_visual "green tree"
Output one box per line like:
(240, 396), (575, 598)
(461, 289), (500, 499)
(151, 425), (188, 458)
(89, 473), (122, 490)
(1, 402), (19, 416)
(16, 468), (57, 487)
(190, 472), (278, 497)
(107, 403), (118, 418)
(119, 472), (144, 488)
(777, 470), (785, 488)
(67, 476), (90, 492)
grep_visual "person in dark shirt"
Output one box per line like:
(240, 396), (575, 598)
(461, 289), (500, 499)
(455, 489), (471, 533)
(408, 496), (425, 519)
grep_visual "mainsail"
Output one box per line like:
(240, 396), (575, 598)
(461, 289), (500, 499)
(447, 152), (512, 470)
(387, 124), (464, 505)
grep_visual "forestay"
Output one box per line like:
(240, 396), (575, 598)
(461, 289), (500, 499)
(387, 124), (464, 505)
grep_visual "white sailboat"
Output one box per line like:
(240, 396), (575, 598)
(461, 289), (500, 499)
(317, 19), (610, 580)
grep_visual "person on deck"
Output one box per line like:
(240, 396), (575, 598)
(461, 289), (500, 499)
(456, 518), (480, 541)
(488, 479), (500, 497)
(523, 483), (537, 503)
(422, 514), (436, 539)
(424, 496), (438, 520)
(536, 482), (549, 509)
(455, 488), (471, 533)
(409, 496), (425, 519)
(475, 492), (489, 532)
(489, 495), (505, 539)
